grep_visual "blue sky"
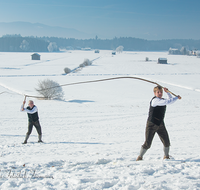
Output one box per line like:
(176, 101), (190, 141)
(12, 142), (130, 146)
(0, 0), (199, 39)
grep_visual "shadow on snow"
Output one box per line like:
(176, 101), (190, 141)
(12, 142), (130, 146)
(67, 99), (95, 104)
(46, 141), (113, 145)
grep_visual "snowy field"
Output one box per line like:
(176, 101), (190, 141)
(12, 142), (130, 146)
(0, 50), (200, 189)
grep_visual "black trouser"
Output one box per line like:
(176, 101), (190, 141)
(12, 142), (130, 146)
(26, 120), (42, 136)
(142, 121), (170, 149)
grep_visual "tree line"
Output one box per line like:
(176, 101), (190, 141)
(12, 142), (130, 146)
(0, 35), (199, 52)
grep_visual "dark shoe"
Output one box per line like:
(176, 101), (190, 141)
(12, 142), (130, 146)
(136, 156), (143, 161)
(38, 135), (43, 143)
(163, 156), (170, 159)
(23, 134), (29, 144)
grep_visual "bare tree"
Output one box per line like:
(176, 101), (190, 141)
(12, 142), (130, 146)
(180, 46), (187, 55)
(47, 42), (58, 52)
(36, 79), (64, 100)
(20, 40), (29, 51)
(116, 46), (124, 53)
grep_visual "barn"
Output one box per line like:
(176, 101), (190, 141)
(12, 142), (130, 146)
(168, 48), (181, 55)
(31, 53), (41, 60)
(158, 58), (167, 64)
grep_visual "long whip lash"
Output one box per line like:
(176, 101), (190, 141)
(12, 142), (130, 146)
(24, 76), (177, 98)
(0, 91), (6, 95)
(0, 76), (178, 99)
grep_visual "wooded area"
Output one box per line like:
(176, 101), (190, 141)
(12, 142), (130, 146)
(0, 35), (199, 52)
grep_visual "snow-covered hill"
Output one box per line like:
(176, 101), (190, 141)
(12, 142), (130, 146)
(0, 50), (199, 189)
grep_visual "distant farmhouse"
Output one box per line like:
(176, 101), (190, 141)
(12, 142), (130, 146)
(82, 47), (91, 51)
(190, 49), (198, 56)
(168, 48), (181, 55)
(158, 58), (167, 64)
(168, 46), (198, 56)
(31, 53), (40, 60)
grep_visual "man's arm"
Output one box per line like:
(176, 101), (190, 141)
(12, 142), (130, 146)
(152, 95), (178, 107)
(164, 87), (181, 100)
(152, 88), (181, 107)
(20, 101), (26, 112)
(24, 106), (38, 114)
(20, 100), (38, 114)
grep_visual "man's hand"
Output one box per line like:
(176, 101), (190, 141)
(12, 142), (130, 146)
(163, 87), (168, 93)
(164, 87), (181, 99)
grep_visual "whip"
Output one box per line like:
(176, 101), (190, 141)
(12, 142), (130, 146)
(0, 76), (180, 99)
(24, 76), (179, 98)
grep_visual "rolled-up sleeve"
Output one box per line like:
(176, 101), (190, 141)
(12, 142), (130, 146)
(151, 93), (178, 107)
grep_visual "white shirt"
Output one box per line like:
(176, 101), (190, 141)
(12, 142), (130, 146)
(151, 92), (178, 107)
(20, 105), (38, 114)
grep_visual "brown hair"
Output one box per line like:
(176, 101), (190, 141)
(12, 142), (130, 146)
(28, 100), (34, 104)
(153, 85), (163, 93)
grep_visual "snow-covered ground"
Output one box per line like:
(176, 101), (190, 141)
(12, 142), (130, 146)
(0, 50), (200, 189)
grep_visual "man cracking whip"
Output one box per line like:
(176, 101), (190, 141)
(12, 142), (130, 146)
(136, 86), (181, 161)
(20, 99), (43, 144)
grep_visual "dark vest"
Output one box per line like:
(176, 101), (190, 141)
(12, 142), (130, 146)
(147, 96), (166, 126)
(27, 105), (39, 122)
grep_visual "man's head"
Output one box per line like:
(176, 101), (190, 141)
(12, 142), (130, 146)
(154, 85), (163, 98)
(28, 100), (34, 108)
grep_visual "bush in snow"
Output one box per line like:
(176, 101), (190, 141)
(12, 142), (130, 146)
(83, 58), (92, 66)
(35, 79), (64, 100)
(116, 46), (124, 53)
(79, 63), (85, 67)
(79, 58), (92, 67)
(64, 67), (71, 74)
(47, 42), (58, 52)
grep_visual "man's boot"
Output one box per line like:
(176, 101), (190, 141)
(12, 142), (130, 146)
(163, 146), (170, 159)
(38, 134), (43, 143)
(136, 147), (147, 161)
(22, 134), (29, 144)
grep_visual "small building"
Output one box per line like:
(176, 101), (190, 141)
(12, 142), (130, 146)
(95, 49), (100, 53)
(168, 48), (181, 55)
(191, 49), (198, 56)
(158, 58), (167, 64)
(31, 53), (40, 60)
(112, 51), (116, 55)
(82, 47), (91, 51)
